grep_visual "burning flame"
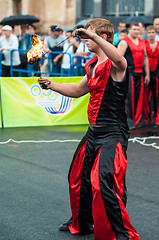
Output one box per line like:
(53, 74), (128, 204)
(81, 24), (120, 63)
(27, 35), (46, 63)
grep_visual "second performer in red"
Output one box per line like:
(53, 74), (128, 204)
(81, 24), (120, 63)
(144, 25), (159, 125)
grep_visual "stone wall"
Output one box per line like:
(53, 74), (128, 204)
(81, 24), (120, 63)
(0, 0), (76, 35)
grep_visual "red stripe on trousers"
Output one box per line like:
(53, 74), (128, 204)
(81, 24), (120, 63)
(155, 77), (159, 124)
(68, 141), (87, 234)
(144, 84), (151, 123)
(91, 147), (116, 240)
(131, 76), (135, 121)
(156, 77), (159, 99)
(134, 76), (144, 126)
(155, 77), (159, 125)
(113, 143), (140, 240)
(91, 143), (140, 240)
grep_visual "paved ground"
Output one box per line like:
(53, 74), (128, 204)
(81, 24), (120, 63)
(0, 125), (158, 240)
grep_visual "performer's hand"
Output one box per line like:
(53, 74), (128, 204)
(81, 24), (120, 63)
(75, 28), (95, 40)
(29, 57), (40, 65)
(144, 75), (150, 85)
(38, 78), (52, 90)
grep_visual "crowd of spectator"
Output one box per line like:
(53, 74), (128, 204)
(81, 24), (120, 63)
(0, 18), (158, 77)
(0, 23), (93, 77)
(0, 18), (159, 129)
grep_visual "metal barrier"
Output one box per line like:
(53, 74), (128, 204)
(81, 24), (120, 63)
(10, 49), (74, 77)
(10, 49), (32, 77)
(71, 55), (93, 76)
(0, 49), (93, 77)
(47, 51), (73, 77)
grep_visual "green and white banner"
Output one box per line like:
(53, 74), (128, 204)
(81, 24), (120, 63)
(1, 77), (89, 128)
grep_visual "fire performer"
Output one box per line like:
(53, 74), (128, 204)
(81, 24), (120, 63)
(117, 22), (150, 129)
(144, 25), (159, 125)
(38, 18), (140, 240)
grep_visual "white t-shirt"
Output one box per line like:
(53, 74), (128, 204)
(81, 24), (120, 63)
(76, 42), (90, 66)
(61, 41), (75, 69)
(0, 34), (20, 66)
(155, 34), (159, 41)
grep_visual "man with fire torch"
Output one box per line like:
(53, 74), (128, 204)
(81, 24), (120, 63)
(37, 18), (140, 240)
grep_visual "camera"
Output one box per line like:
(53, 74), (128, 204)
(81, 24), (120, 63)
(75, 30), (83, 37)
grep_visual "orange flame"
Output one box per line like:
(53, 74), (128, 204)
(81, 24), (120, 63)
(27, 35), (46, 63)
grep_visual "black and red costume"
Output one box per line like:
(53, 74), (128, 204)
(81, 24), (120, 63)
(123, 36), (145, 128)
(68, 56), (140, 240)
(156, 106), (159, 125)
(144, 40), (159, 124)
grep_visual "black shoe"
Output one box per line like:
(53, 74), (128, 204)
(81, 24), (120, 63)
(59, 217), (72, 231)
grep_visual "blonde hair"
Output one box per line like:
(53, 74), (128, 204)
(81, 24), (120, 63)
(146, 25), (157, 32)
(85, 18), (114, 44)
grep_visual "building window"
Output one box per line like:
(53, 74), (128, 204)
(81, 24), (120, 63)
(82, 0), (93, 17)
(13, 0), (21, 15)
(102, 0), (144, 16)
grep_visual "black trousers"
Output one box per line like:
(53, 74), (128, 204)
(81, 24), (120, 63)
(68, 126), (140, 239)
(126, 72), (144, 128)
(1, 65), (20, 77)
